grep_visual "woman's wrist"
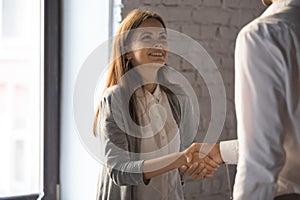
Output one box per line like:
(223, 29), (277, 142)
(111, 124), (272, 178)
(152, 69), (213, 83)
(176, 152), (188, 168)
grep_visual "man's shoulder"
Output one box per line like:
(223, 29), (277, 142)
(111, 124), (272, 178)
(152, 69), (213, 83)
(237, 16), (286, 42)
(239, 7), (299, 39)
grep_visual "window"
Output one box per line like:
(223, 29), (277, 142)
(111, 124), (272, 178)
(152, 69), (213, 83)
(0, 0), (43, 198)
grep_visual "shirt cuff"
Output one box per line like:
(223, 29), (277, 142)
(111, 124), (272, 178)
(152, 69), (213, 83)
(220, 140), (239, 165)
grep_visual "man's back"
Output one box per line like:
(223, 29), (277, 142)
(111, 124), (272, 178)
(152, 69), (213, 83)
(234, 0), (300, 199)
(267, 1), (300, 195)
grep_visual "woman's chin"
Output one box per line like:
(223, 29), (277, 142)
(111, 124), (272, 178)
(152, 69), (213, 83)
(151, 61), (165, 66)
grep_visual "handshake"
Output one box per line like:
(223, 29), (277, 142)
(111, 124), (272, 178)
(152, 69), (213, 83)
(180, 143), (224, 180)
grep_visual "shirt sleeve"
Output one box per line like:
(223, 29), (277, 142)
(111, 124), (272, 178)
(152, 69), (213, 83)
(233, 23), (287, 200)
(220, 140), (239, 165)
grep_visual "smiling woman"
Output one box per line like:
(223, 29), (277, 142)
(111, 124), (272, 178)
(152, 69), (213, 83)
(93, 9), (219, 200)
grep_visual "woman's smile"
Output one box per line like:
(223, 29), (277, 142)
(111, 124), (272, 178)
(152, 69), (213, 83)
(148, 50), (166, 62)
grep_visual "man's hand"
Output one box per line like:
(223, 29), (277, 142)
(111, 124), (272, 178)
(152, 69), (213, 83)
(181, 142), (223, 179)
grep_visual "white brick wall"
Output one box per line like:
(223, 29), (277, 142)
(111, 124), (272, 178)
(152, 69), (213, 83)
(120, 0), (266, 199)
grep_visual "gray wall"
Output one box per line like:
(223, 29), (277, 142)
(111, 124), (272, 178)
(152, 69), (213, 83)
(121, 0), (266, 199)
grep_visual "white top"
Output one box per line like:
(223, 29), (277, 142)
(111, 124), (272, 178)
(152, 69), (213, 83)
(135, 85), (184, 200)
(231, 0), (300, 199)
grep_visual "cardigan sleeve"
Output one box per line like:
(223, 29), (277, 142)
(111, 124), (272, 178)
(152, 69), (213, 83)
(99, 87), (145, 186)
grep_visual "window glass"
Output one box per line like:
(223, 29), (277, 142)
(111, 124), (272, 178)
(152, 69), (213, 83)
(0, 0), (43, 197)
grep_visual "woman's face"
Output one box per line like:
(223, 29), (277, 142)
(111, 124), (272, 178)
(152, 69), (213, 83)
(127, 18), (168, 67)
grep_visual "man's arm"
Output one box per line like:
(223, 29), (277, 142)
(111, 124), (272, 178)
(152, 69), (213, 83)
(233, 23), (287, 200)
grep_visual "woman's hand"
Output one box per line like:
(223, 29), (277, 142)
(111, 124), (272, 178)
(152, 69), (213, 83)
(180, 143), (222, 180)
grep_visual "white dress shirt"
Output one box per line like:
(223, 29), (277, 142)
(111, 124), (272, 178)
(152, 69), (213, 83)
(230, 0), (300, 199)
(135, 85), (184, 200)
(220, 140), (239, 165)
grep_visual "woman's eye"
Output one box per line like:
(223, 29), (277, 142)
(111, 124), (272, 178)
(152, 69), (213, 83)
(159, 35), (167, 41)
(140, 35), (152, 41)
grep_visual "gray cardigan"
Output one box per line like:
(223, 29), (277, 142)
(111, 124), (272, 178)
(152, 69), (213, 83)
(96, 67), (198, 200)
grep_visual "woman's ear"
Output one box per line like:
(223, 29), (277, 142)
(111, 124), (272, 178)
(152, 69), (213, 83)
(124, 46), (132, 60)
(125, 54), (131, 60)
(125, 52), (132, 60)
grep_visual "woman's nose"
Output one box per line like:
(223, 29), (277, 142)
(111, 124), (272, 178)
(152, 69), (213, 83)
(153, 42), (163, 49)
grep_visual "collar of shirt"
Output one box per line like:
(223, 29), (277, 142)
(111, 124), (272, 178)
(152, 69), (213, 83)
(135, 85), (162, 102)
(152, 84), (162, 102)
(261, 0), (300, 18)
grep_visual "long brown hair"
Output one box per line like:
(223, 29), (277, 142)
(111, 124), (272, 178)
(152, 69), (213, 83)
(93, 9), (166, 136)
